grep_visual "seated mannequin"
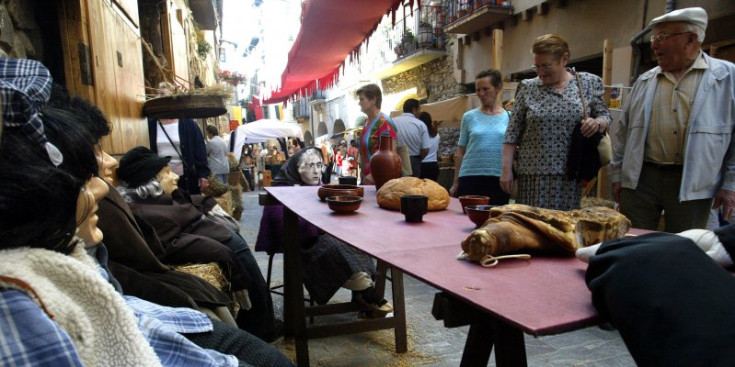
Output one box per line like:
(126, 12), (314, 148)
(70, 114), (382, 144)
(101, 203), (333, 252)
(116, 146), (281, 340)
(0, 99), (293, 366)
(48, 85), (236, 318)
(256, 147), (393, 313)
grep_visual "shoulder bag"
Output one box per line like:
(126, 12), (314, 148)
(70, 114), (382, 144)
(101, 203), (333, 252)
(574, 72), (612, 165)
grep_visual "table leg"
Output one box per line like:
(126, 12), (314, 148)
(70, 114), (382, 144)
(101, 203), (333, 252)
(283, 207), (309, 366)
(492, 319), (527, 367)
(460, 316), (527, 367)
(460, 317), (494, 367)
(391, 268), (407, 353)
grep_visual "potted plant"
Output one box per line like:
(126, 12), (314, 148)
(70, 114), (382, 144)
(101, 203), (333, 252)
(418, 21), (434, 47)
(217, 70), (246, 86)
(394, 43), (403, 57)
(402, 29), (415, 53)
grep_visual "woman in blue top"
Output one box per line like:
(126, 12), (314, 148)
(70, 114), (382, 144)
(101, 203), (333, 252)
(449, 69), (511, 205)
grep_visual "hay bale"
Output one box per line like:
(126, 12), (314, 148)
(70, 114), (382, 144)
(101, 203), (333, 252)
(214, 191), (233, 215)
(174, 262), (228, 291)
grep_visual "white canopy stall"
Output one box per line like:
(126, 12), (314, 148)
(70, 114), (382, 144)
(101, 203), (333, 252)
(232, 119), (303, 161)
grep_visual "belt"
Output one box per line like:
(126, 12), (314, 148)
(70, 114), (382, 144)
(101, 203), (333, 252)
(643, 161), (683, 168)
(409, 155), (422, 159)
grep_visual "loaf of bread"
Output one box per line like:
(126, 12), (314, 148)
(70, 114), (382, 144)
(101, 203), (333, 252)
(376, 177), (449, 211)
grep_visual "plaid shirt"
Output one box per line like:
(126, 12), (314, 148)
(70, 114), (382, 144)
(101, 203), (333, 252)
(125, 296), (238, 367)
(0, 244), (238, 367)
(0, 289), (83, 367)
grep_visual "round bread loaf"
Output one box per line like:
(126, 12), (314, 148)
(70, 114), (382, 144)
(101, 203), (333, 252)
(376, 177), (449, 211)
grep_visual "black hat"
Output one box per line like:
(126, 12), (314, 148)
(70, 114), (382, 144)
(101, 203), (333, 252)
(117, 146), (171, 188)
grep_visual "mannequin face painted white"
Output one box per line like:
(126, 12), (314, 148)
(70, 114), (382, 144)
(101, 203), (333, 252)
(297, 150), (324, 186)
(76, 176), (110, 246)
(156, 166), (179, 194)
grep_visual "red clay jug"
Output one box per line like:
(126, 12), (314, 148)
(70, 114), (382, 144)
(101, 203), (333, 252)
(370, 134), (402, 190)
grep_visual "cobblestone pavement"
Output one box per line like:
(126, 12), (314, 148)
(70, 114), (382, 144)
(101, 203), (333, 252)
(238, 190), (635, 366)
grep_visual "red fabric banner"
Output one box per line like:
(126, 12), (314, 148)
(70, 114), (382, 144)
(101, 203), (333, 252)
(264, 0), (418, 104)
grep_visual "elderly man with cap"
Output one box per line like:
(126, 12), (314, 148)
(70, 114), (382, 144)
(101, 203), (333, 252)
(611, 7), (735, 232)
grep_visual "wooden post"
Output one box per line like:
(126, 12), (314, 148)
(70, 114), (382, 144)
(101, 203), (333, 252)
(598, 39), (613, 200)
(493, 28), (503, 106)
(602, 39), (613, 105)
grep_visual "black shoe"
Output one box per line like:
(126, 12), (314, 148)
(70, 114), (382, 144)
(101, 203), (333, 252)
(247, 319), (284, 343)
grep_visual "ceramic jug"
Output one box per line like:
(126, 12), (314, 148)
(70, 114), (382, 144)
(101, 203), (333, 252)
(370, 134), (402, 190)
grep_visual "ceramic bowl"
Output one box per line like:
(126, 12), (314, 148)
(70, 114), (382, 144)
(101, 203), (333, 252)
(466, 204), (495, 228)
(326, 195), (363, 213)
(318, 184), (364, 201)
(458, 195), (490, 214)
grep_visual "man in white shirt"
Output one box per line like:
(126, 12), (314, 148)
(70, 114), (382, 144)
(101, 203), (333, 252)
(391, 99), (430, 177)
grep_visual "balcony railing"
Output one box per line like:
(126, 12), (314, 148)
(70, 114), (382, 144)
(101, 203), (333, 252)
(444, 0), (513, 34)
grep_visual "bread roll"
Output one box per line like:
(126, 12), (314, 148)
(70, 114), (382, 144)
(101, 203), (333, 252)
(376, 177), (449, 211)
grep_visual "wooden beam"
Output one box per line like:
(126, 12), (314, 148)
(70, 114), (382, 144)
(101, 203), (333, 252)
(598, 38), (613, 200)
(602, 39), (612, 104)
(493, 28), (503, 76)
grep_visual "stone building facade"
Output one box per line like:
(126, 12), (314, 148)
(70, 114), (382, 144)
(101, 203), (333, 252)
(0, 0), (42, 60)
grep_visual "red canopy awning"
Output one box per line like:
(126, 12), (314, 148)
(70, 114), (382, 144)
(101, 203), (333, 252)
(264, 0), (419, 104)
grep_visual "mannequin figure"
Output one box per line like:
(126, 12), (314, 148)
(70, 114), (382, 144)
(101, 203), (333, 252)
(117, 146), (281, 341)
(147, 82), (210, 194)
(256, 147), (393, 313)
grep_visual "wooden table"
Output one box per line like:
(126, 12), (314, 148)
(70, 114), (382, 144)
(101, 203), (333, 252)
(266, 185), (605, 366)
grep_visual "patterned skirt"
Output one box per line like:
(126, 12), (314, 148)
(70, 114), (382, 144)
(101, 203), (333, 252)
(516, 174), (582, 211)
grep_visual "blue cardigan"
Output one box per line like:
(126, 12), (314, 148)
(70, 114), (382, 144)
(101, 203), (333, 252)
(148, 118), (210, 194)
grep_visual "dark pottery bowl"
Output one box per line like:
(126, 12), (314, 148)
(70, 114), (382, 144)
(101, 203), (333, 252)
(318, 184), (364, 201)
(466, 204), (495, 228)
(458, 195), (490, 214)
(326, 195), (363, 213)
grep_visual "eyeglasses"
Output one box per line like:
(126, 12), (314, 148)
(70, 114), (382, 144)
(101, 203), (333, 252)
(650, 32), (691, 43)
(531, 64), (553, 72)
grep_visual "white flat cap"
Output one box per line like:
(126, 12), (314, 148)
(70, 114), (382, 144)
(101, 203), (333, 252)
(650, 7), (708, 32)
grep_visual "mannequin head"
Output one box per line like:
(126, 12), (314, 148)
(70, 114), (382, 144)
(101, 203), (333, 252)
(76, 176), (110, 246)
(117, 146), (172, 199)
(273, 147), (325, 186)
(156, 166), (179, 194)
(0, 107), (98, 254)
(296, 148), (324, 185)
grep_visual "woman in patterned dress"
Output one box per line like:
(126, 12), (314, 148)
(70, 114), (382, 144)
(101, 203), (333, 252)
(500, 34), (611, 210)
(355, 83), (398, 185)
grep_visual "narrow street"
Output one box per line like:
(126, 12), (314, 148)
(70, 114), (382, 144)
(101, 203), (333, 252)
(239, 190), (635, 366)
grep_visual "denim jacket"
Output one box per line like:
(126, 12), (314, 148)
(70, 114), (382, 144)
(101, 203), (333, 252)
(611, 53), (735, 201)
